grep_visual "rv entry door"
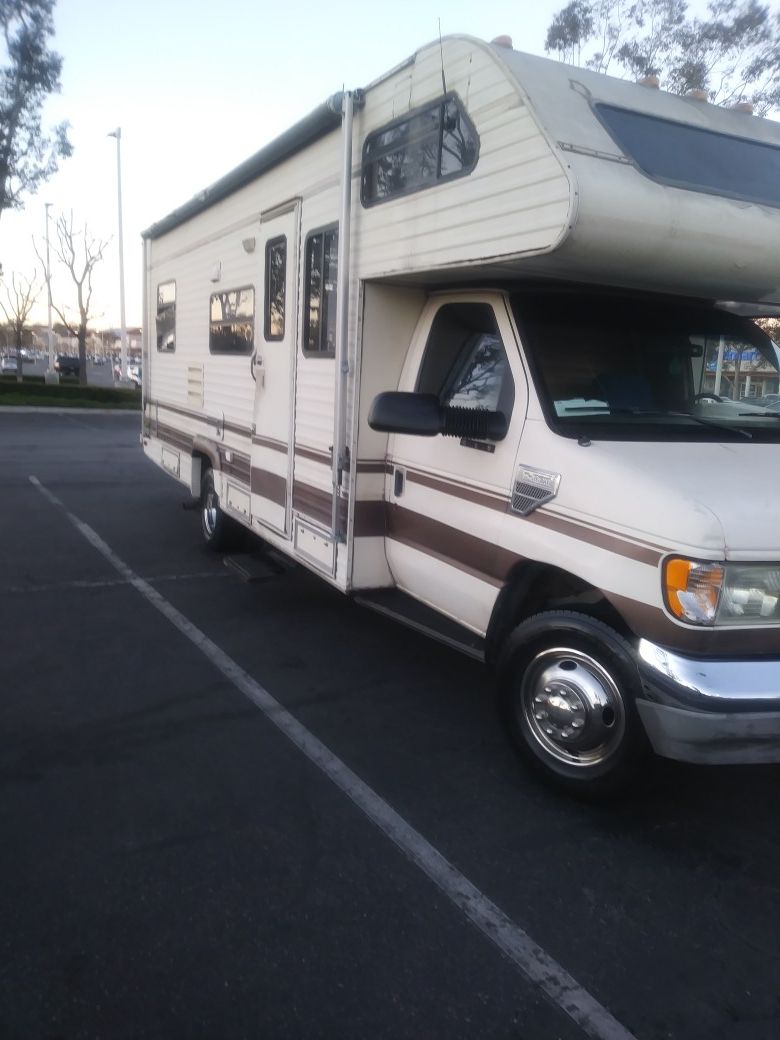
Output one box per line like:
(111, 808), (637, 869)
(250, 200), (300, 536)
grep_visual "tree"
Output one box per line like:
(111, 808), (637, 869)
(45, 212), (107, 385)
(545, 1), (780, 114)
(0, 0), (71, 221)
(0, 268), (39, 381)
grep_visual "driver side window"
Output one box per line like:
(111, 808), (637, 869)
(416, 303), (515, 419)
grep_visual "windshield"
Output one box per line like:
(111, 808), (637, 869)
(514, 293), (780, 442)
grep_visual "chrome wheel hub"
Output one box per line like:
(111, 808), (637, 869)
(520, 648), (626, 767)
(202, 490), (218, 537)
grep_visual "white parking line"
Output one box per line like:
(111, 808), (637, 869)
(30, 474), (637, 1040)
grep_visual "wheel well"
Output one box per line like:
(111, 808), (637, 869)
(485, 562), (632, 667)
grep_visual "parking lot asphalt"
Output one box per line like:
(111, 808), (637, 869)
(1, 411), (779, 1040)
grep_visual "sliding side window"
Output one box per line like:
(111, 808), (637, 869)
(209, 287), (255, 355)
(303, 225), (338, 357)
(361, 95), (479, 206)
(156, 281), (176, 352)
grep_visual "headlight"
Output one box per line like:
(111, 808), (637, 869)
(664, 558), (780, 626)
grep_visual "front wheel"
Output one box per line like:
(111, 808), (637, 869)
(498, 611), (651, 798)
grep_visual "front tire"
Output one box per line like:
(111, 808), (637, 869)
(498, 611), (651, 798)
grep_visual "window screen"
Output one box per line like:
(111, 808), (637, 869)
(597, 103), (780, 208)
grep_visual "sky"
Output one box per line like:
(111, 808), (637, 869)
(0, 0), (712, 331)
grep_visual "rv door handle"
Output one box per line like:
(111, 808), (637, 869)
(393, 468), (404, 497)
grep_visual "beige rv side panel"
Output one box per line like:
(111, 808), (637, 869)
(352, 37), (573, 278)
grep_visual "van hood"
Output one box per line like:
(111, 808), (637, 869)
(531, 429), (780, 559)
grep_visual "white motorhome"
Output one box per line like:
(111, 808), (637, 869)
(142, 35), (780, 795)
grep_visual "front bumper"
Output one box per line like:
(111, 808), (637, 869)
(635, 639), (780, 765)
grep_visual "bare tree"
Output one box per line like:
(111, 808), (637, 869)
(0, 269), (39, 382)
(44, 212), (108, 385)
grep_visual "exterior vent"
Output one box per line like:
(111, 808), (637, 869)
(187, 365), (204, 408)
(511, 465), (561, 516)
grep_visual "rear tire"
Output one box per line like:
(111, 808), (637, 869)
(497, 611), (652, 799)
(200, 468), (242, 551)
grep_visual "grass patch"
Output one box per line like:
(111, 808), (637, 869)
(0, 376), (140, 409)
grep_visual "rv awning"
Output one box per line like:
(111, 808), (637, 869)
(142, 98), (343, 240)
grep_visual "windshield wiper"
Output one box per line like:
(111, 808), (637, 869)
(608, 407), (753, 438)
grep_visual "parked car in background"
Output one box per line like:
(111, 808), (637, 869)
(1, 355), (20, 375)
(127, 363), (142, 389)
(753, 393), (780, 409)
(55, 355), (80, 377)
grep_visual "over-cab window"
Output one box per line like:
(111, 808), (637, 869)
(156, 281), (176, 352)
(361, 95), (479, 206)
(303, 225), (338, 356)
(209, 286), (255, 355)
(417, 302), (515, 418)
(264, 236), (286, 341)
(596, 103), (780, 209)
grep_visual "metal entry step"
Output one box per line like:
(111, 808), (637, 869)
(353, 587), (485, 662)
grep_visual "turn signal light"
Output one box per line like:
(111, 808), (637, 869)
(664, 558), (724, 624)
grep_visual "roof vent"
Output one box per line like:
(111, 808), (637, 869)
(637, 74), (660, 89)
(491, 35), (513, 49)
(731, 100), (754, 115)
(686, 89), (708, 102)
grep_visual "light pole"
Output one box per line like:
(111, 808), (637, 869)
(108, 127), (128, 382)
(44, 202), (59, 384)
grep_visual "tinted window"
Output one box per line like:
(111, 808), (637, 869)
(157, 281), (176, 352)
(303, 227), (338, 356)
(209, 286), (255, 355)
(597, 103), (780, 208)
(362, 95), (479, 206)
(265, 237), (286, 341)
(417, 302), (515, 418)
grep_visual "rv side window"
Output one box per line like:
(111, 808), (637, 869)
(264, 236), (286, 341)
(596, 103), (780, 209)
(361, 95), (479, 207)
(156, 281), (176, 352)
(209, 286), (255, 355)
(417, 303), (515, 419)
(303, 226), (338, 357)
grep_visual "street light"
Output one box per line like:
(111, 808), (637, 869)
(44, 202), (59, 384)
(108, 127), (128, 382)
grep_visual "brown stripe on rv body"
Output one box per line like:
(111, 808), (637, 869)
(386, 504), (521, 587)
(521, 510), (666, 568)
(157, 424), (193, 455)
(607, 592), (780, 656)
(152, 398), (253, 441)
(403, 465), (508, 513)
(252, 434), (289, 454)
(355, 459), (389, 475)
(353, 500), (386, 537)
(295, 443), (332, 466)
(399, 461), (668, 567)
(292, 482), (348, 531)
(250, 467), (287, 508)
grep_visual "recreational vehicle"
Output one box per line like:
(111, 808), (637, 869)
(142, 35), (780, 795)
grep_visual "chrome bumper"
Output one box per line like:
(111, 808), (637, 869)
(635, 639), (780, 765)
